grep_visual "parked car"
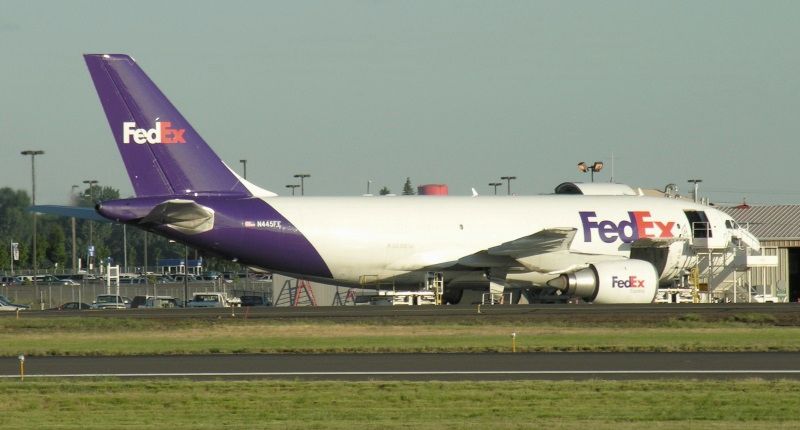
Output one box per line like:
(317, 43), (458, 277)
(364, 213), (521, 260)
(56, 273), (99, 283)
(0, 296), (30, 309)
(130, 295), (148, 308)
(57, 279), (81, 286)
(34, 275), (80, 286)
(48, 302), (91, 310)
(172, 274), (199, 283)
(91, 294), (131, 309)
(0, 295), (28, 311)
(248, 273), (273, 282)
(240, 295), (271, 306)
(0, 276), (18, 286)
(752, 294), (780, 303)
(187, 292), (241, 308)
(353, 295), (376, 306)
(151, 274), (176, 284)
(143, 296), (181, 308)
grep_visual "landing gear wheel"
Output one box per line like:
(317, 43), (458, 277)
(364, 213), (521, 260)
(443, 288), (463, 305)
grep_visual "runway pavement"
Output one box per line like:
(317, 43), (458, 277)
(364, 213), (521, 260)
(2, 352), (799, 380)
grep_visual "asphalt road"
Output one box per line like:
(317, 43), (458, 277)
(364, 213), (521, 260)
(2, 352), (799, 380)
(4, 303), (799, 322)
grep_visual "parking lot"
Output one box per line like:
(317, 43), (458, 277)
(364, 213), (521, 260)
(0, 274), (272, 310)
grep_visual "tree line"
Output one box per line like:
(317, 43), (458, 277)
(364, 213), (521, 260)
(0, 186), (238, 274)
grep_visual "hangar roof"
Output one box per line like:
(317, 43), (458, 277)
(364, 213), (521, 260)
(722, 205), (800, 240)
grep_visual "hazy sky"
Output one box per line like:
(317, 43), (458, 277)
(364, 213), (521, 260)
(2, 1), (799, 205)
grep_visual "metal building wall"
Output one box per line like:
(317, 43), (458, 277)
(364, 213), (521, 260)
(746, 246), (788, 298)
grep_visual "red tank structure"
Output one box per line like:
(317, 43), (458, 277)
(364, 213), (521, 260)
(417, 184), (449, 195)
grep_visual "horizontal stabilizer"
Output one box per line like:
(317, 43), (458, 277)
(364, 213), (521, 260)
(140, 199), (215, 234)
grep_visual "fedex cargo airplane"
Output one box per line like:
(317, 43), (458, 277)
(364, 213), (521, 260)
(43, 54), (761, 304)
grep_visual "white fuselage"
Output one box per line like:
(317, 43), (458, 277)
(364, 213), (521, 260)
(262, 194), (737, 286)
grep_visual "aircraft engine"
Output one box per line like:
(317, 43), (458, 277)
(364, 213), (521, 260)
(547, 260), (658, 304)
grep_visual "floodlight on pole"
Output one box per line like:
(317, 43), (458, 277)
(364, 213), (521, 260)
(83, 179), (99, 273)
(293, 174), (310, 196)
(20, 150), (44, 309)
(688, 179), (703, 203)
(488, 182), (502, 195)
(285, 184), (300, 196)
(500, 176), (517, 195)
(577, 161), (604, 182)
(70, 185), (79, 273)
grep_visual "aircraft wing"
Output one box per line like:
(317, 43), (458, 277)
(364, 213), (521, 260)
(487, 228), (577, 258)
(471, 228), (580, 272)
(29, 205), (110, 222)
(386, 228), (578, 272)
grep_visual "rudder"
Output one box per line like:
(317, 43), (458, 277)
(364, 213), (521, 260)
(84, 54), (252, 197)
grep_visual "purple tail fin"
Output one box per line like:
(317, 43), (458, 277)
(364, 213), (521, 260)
(84, 54), (250, 197)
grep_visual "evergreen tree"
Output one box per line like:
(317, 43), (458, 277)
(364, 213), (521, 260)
(379, 186), (391, 196)
(0, 188), (31, 270)
(402, 177), (415, 195)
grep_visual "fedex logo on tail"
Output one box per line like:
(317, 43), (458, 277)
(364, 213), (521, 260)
(580, 211), (675, 243)
(122, 122), (186, 144)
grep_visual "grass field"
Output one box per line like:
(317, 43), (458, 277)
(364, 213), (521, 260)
(0, 379), (798, 429)
(0, 315), (798, 356)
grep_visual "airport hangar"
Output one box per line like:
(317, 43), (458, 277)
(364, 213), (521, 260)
(722, 204), (800, 303)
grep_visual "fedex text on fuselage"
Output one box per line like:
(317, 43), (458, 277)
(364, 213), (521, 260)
(580, 211), (676, 243)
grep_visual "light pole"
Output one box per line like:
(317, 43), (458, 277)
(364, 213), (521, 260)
(293, 174), (310, 196)
(21, 150), (44, 308)
(367, 180), (373, 195)
(285, 184), (300, 196)
(688, 179), (703, 203)
(183, 244), (189, 307)
(500, 176), (517, 195)
(83, 179), (98, 272)
(123, 224), (128, 272)
(70, 185), (79, 273)
(143, 231), (148, 274)
(488, 182), (502, 195)
(240, 159), (247, 179)
(577, 161), (604, 183)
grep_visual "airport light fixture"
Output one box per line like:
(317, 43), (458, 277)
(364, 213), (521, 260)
(500, 176), (517, 195)
(577, 161), (604, 183)
(285, 184), (300, 196)
(294, 174), (310, 196)
(71, 185), (79, 273)
(688, 179), (703, 203)
(83, 179), (99, 272)
(488, 182), (502, 195)
(239, 159), (247, 179)
(20, 150), (44, 308)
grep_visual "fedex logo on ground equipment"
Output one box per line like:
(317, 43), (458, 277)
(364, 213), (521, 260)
(122, 121), (186, 144)
(580, 211), (676, 243)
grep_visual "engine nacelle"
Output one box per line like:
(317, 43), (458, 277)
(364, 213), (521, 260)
(548, 260), (658, 304)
